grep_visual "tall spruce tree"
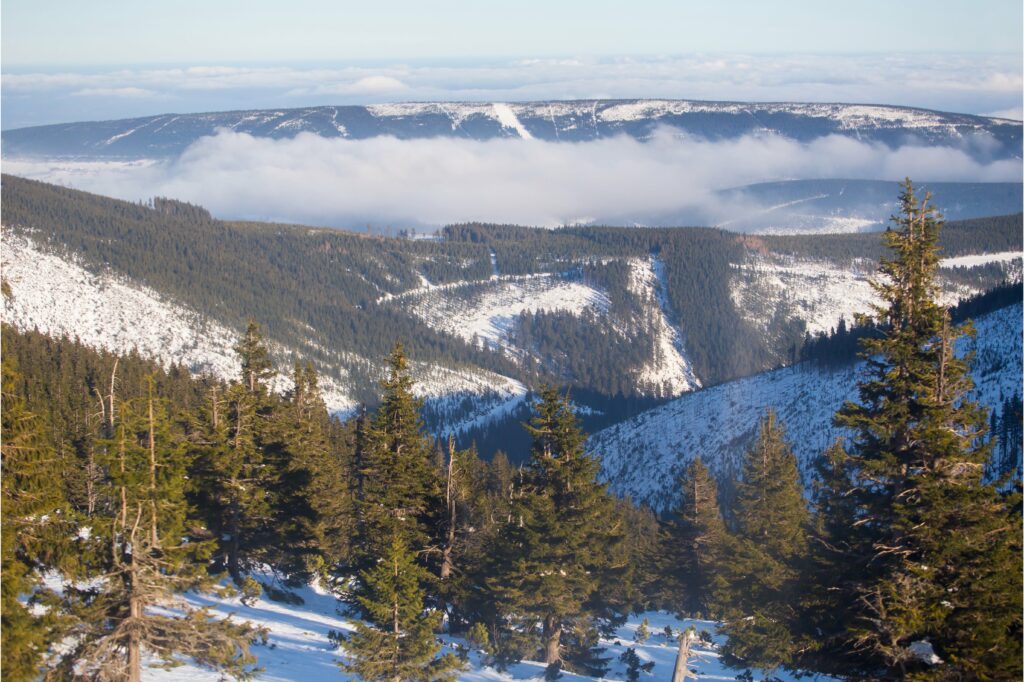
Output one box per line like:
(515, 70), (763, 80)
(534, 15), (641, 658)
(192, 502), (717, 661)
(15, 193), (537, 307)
(659, 457), (728, 618)
(342, 534), (463, 682)
(487, 386), (626, 675)
(194, 325), (278, 582)
(64, 382), (261, 682)
(1, 355), (70, 681)
(353, 343), (441, 571)
(717, 410), (809, 672)
(275, 360), (353, 580)
(811, 180), (1022, 678)
(235, 319), (274, 394)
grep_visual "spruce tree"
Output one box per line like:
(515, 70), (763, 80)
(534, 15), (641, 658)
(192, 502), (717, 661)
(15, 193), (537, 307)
(194, 325), (279, 582)
(717, 410), (809, 672)
(275, 360), (353, 580)
(342, 534), (463, 682)
(812, 180), (1022, 678)
(659, 457), (728, 618)
(196, 381), (277, 582)
(65, 383), (261, 682)
(235, 319), (274, 394)
(1, 355), (70, 681)
(487, 386), (626, 674)
(354, 343), (441, 570)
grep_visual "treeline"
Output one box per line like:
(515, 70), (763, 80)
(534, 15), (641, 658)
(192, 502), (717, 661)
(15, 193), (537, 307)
(761, 212), (1023, 264)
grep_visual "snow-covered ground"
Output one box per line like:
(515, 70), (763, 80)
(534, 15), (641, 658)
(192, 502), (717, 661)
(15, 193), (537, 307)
(396, 271), (610, 356)
(590, 303), (1023, 511)
(729, 252), (1005, 337)
(627, 257), (701, 395)
(125, 570), (829, 682)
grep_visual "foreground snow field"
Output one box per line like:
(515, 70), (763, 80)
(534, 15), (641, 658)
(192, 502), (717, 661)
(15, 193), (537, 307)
(138, 572), (830, 682)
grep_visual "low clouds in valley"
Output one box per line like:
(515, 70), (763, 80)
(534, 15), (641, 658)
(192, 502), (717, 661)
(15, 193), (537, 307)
(7, 129), (1020, 230)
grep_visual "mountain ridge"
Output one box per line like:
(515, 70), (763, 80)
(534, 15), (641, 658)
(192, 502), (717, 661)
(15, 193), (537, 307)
(4, 98), (1020, 160)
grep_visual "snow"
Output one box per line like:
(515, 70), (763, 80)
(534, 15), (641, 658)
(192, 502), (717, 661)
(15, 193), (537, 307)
(491, 103), (534, 140)
(396, 272), (609, 355)
(939, 251), (1023, 269)
(589, 303), (1023, 511)
(730, 253), (982, 337)
(627, 257), (701, 394)
(1, 231), (244, 384)
(129, 570), (830, 681)
(0, 230), (527, 428)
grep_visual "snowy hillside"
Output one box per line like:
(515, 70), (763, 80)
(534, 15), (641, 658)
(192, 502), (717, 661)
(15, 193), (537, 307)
(589, 303), (1023, 511)
(109, 569), (829, 682)
(729, 250), (1020, 338)
(4, 99), (1019, 159)
(0, 230), (527, 431)
(390, 256), (700, 397)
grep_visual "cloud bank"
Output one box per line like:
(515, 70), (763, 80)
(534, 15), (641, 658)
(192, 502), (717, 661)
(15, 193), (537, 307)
(5, 129), (1020, 230)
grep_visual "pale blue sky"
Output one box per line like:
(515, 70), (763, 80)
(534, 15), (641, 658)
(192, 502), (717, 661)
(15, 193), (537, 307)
(2, 1), (1022, 128)
(3, 0), (1021, 66)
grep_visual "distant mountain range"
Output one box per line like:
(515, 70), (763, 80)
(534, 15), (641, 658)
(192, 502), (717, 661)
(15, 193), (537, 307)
(3, 99), (1021, 160)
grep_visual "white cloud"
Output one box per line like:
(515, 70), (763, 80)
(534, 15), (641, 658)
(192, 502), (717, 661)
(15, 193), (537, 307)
(70, 87), (166, 99)
(5, 129), (1019, 229)
(985, 106), (1023, 121)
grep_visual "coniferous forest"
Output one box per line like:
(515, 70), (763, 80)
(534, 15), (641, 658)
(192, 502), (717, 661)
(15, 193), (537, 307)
(2, 181), (1020, 681)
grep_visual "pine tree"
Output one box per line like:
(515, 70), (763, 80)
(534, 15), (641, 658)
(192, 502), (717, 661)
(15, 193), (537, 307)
(354, 343), (441, 570)
(487, 386), (626, 675)
(1, 355), (70, 681)
(659, 457), (728, 618)
(275, 360), (353, 580)
(812, 180), (1022, 678)
(194, 325), (279, 583)
(342, 534), (463, 682)
(66, 382), (261, 682)
(235, 319), (274, 394)
(717, 410), (809, 672)
(196, 381), (277, 582)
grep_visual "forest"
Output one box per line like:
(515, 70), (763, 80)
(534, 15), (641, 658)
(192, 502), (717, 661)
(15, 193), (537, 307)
(2, 181), (1021, 681)
(3, 174), (1020, 407)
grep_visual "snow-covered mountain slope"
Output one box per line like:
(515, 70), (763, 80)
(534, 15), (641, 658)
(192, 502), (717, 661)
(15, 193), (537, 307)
(106, 568), (826, 682)
(1, 230), (527, 431)
(589, 303), (1023, 512)
(627, 257), (701, 394)
(395, 271), (609, 355)
(4, 99), (1019, 160)
(729, 251), (1021, 338)
(389, 256), (700, 397)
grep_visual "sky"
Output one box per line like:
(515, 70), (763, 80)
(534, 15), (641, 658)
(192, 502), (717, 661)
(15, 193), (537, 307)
(2, 1), (1022, 128)
(2, 1), (1020, 229)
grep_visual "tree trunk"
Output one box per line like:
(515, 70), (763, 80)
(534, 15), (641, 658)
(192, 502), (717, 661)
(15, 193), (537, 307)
(543, 614), (562, 666)
(148, 392), (159, 548)
(671, 628), (695, 682)
(440, 437), (456, 581)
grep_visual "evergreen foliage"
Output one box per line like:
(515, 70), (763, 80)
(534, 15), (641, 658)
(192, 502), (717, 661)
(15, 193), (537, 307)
(658, 457), (729, 619)
(63, 381), (262, 681)
(353, 343), (442, 570)
(1, 355), (70, 681)
(717, 411), (809, 672)
(807, 180), (1023, 679)
(342, 534), (463, 682)
(486, 387), (627, 674)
